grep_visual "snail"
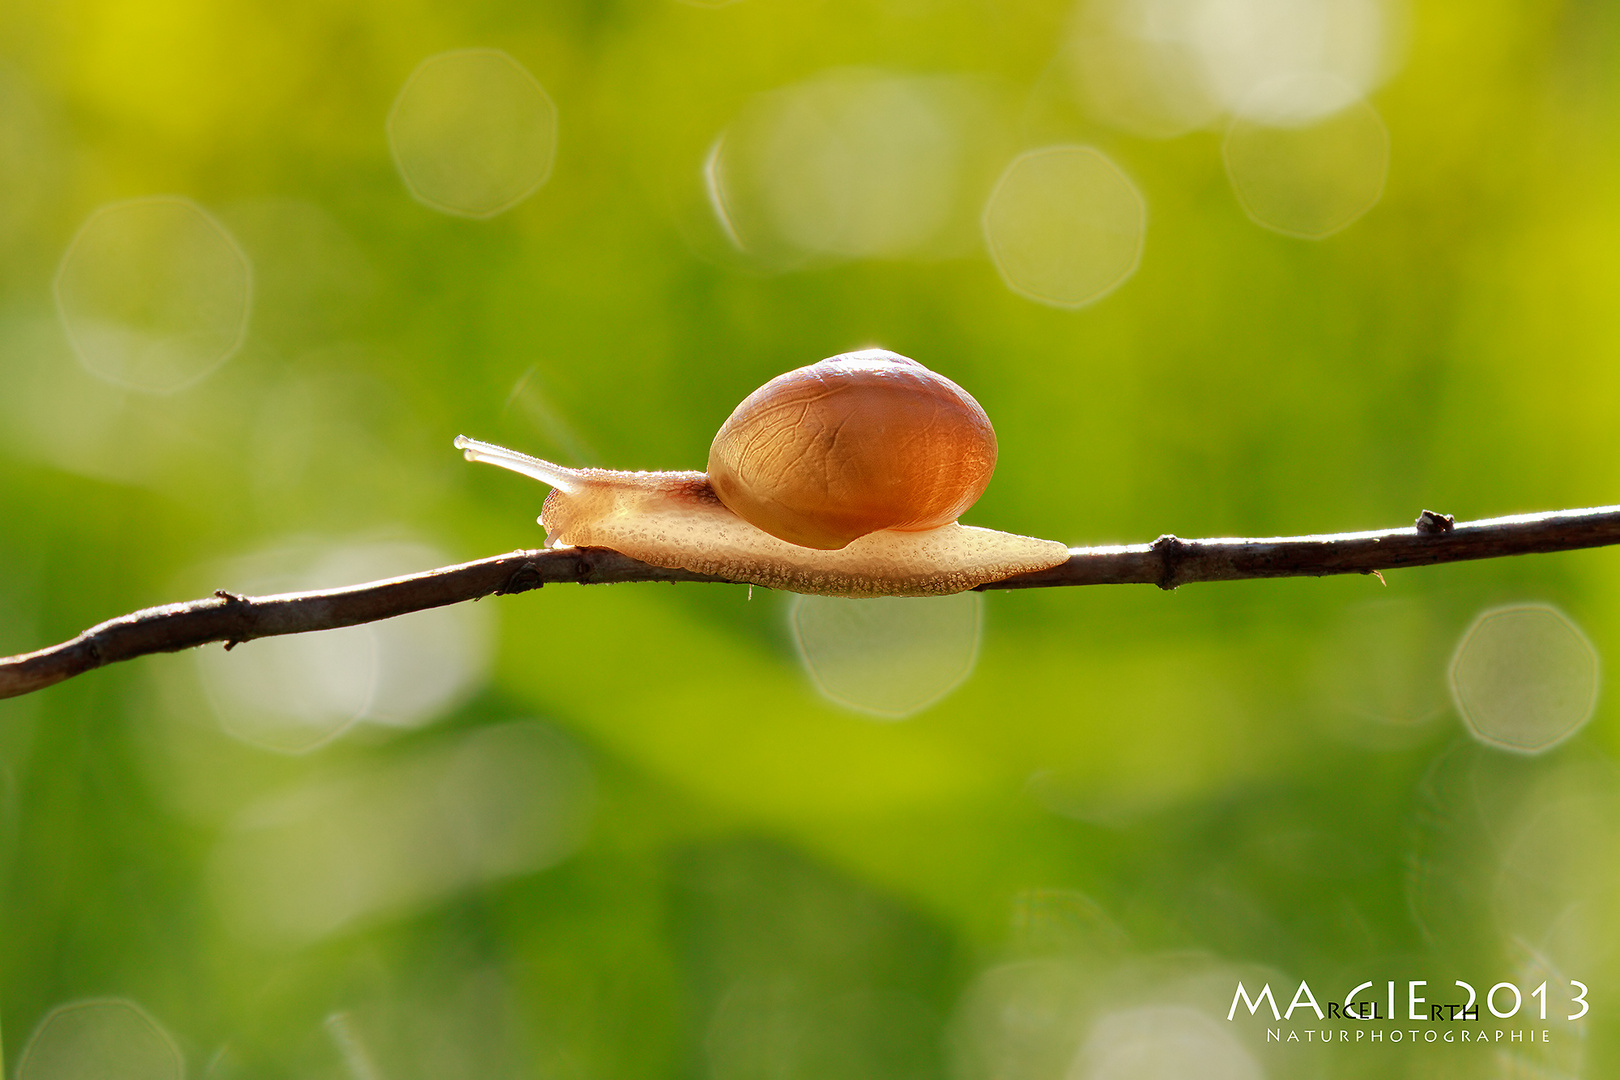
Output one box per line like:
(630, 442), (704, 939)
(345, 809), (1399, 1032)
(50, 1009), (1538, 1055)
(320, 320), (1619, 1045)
(456, 349), (1070, 597)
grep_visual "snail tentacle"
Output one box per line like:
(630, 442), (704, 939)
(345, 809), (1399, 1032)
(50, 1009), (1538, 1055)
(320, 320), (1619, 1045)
(454, 436), (586, 494)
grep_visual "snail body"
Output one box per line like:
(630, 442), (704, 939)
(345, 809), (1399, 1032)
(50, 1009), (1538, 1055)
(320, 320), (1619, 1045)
(456, 349), (1069, 597)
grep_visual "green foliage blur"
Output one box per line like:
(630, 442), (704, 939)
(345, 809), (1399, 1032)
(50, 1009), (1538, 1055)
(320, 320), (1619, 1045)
(2, 1), (1619, 1077)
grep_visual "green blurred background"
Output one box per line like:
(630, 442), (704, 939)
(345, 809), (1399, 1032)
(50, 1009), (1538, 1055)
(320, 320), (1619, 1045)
(2, 0), (1618, 1076)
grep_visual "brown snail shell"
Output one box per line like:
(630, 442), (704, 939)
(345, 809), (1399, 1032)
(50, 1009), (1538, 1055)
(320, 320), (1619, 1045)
(707, 350), (996, 549)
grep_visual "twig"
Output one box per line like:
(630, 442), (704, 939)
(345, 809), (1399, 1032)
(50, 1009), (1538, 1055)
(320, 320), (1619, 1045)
(4, 505), (1619, 701)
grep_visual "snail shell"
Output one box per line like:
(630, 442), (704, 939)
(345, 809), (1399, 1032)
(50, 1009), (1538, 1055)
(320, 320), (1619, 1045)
(456, 349), (1069, 597)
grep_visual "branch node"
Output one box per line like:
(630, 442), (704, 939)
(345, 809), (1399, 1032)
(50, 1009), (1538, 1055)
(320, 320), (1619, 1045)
(497, 562), (544, 596)
(213, 589), (248, 603)
(223, 639), (242, 651)
(1415, 509), (1455, 534)
(1151, 534), (1190, 591)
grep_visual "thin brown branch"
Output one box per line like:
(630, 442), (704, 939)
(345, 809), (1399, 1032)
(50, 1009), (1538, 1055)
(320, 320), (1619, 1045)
(989, 505), (1620, 588)
(4, 505), (1620, 701)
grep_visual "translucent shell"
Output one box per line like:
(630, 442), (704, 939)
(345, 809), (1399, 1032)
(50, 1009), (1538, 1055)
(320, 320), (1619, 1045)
(707, 350), (996, 550)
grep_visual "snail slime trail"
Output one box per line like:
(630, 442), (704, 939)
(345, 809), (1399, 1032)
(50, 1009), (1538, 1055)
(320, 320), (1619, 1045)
(456, 349), (1069, 597)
